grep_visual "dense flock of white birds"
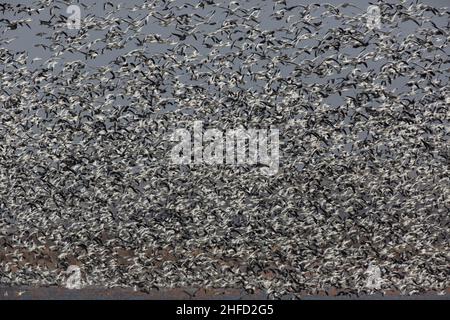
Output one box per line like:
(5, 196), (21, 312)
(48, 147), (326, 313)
(0, 0), (449, 297)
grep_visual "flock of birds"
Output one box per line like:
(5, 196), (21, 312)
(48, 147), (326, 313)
(0, 0), (449, 298)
